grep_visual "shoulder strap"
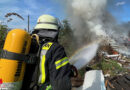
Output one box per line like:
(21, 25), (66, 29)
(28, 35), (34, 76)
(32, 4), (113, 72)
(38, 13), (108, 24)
(0, 49), (28, 61)
(0, 49), (37, 64)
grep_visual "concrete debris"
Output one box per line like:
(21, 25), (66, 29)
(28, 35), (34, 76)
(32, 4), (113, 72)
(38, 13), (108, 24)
(73, 70), (106, 90)
(105, 74), (111, 77)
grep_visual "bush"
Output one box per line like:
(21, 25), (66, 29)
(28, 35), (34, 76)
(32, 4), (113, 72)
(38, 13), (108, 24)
(91, 58), (126, 76)
(59, 20), (76, 57)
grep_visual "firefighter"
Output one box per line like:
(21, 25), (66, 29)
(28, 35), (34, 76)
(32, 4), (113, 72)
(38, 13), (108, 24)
(31, 14), (75, 90)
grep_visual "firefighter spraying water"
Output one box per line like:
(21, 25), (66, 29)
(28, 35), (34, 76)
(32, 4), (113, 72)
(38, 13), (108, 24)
(0, 0), (129, 90)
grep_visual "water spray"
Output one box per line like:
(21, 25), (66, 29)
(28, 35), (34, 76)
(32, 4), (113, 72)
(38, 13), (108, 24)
(69, 40), (101, 70)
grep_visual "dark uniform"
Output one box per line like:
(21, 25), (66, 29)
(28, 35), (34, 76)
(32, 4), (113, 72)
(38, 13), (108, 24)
(39, 42), (72, 90)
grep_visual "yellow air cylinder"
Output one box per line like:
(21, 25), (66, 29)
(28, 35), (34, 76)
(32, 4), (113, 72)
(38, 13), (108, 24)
(0, 29), (31, 90)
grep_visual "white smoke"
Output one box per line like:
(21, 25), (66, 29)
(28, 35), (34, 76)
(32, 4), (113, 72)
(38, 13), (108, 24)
(65, 0), (108, 44)
(56, 0), (130, 69)
(62, 0), (130, 56)
(63, 0), (129, 41)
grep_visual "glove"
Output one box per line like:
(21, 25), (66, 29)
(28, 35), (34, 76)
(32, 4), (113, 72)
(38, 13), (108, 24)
(70, 65), (83, 87)
(70, 65), (78, 77)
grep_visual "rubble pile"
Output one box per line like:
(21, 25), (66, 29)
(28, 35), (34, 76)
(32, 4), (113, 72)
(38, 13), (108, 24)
(106, 74), (130, 90)
(89, 43), (130, 90)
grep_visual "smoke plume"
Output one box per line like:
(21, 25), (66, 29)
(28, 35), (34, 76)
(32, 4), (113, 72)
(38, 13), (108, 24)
(61, 0), (130, 56)
(64, 0), (108, 44)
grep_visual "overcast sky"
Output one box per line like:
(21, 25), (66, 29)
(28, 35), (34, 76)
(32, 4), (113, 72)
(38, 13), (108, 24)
(0, 0), (130, 30)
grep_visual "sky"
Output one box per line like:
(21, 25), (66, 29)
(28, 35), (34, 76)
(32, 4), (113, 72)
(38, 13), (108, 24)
(0, 0), (65, 30)
(0, 0), (130, 31)
(107, 0), (130, 22)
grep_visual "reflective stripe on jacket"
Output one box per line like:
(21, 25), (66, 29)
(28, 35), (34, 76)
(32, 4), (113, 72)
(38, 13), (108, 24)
(39, 42), (72, 90)
(39, 42), (53, 84)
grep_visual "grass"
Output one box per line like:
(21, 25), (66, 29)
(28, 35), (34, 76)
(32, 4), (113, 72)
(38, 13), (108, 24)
(91, 58), (127, 77)
(78, 68), (86, 78)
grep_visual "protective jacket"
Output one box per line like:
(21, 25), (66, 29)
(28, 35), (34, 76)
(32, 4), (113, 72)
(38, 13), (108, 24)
(39, 41), (72, 90)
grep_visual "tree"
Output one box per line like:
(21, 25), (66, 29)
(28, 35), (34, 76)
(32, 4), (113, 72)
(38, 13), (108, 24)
(59, 20), (76, 56)
(0, 24), (8, 53)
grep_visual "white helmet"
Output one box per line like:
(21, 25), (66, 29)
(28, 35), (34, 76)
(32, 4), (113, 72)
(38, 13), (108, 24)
(35, 14), (61, 30)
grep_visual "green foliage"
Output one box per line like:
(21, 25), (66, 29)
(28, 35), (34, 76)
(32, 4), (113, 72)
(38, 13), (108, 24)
(59, 20), (77, 57)
(78, 68), (86, 78)
(0, 24), (8, 53)
(91, 58), (126, 76)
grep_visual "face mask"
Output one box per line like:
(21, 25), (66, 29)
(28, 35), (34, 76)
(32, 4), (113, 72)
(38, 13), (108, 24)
(33, 29), (58, 39)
